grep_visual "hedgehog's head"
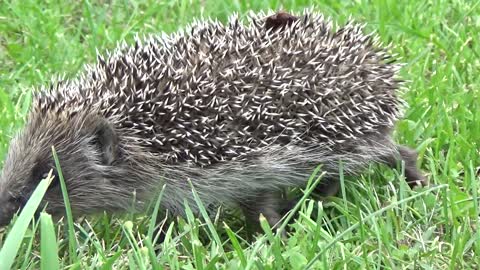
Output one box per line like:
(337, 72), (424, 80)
(0, 107), (140, 227)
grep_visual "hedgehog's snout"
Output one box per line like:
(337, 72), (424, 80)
(0, 194), (19, 228)
(0, 179), (20, 228)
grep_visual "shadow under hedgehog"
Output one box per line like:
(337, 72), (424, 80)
(0, 10), (426, 231)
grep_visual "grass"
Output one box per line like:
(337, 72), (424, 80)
(0, 0), (479, 268)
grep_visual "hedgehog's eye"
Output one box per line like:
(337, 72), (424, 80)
(42, 170), (60, 188)
(41, 169), (58, 180)
(8, 196), (19, 203)
(32, 162), (60, 188)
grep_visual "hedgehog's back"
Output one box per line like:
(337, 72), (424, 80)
(47, 11), (403, 166)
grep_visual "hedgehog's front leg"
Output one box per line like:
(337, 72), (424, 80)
(313, 176), (341, 197)
(240, 191), (284, 235)
(385, 145), (427, 188)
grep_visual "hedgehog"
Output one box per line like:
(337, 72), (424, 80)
(0, 10), (425, 230)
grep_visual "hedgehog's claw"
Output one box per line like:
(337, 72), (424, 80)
(384, 144), (427, 188)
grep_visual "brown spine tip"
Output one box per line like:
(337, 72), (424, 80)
(265, 11), (298, 32)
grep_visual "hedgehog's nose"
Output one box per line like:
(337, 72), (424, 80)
(0, 200), (17, 227)
(0, 216), (9, 227)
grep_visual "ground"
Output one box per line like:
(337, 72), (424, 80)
(0, 0), (479, 269)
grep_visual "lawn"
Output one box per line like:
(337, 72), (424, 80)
(0, 0), (479, 269)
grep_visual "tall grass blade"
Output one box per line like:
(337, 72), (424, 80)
(0, 175), (52, 269)
(40, 212), (60, 270)
(52, 146), (78, 262)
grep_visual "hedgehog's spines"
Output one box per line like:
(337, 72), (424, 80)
(29, 10), (404, 166)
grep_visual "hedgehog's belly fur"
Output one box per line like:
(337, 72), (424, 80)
(157, 132), (396, 216)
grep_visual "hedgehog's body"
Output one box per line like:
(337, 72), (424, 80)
(0, 11), (424, 229)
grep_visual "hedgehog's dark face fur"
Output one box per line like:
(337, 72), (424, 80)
(0, 110), (133, 227)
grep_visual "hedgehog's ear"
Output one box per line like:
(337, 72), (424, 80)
(92, 117), (119, 165)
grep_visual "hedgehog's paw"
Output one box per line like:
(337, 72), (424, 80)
(386, 145), (428, 188)
(240, 191), (285, 237)
(313, 177), (340, 197)
(404, 167), (428, 188)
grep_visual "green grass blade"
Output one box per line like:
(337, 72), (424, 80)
(0, 176), (52, 270)
(224, 223), (247, 268)
(20, 221), (39, 270)
(259, 214), (285, 268)
(144, 236), (163, 270)
(51, 146), (78, 262)
(305, 184), (449, 269)
(189, 181), (226, 256)
(122, 220), (146, 270)
(277, 167), (325, 234)
(147, 184), (165, 241)
(40, 212), (60, 270)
